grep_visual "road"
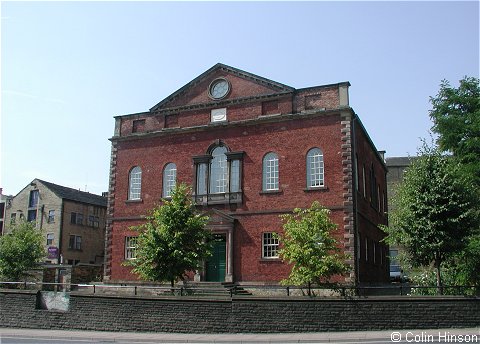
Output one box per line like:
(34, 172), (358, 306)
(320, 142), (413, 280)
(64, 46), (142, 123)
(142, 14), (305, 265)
(1, 328), (479, 344)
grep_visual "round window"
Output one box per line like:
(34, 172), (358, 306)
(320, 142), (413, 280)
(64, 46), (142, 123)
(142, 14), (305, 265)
(208, 78), (230, 100)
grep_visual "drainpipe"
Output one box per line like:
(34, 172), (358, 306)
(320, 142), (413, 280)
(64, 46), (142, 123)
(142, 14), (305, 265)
(58, 202), (64, 265)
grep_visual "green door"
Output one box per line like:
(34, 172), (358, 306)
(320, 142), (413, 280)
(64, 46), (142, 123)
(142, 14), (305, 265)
(206, 235), (226, 282)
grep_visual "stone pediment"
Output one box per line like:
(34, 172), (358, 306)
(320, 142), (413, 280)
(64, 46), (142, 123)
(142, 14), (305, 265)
(150, 63), (294, 113)
(205, 208), (235, 232)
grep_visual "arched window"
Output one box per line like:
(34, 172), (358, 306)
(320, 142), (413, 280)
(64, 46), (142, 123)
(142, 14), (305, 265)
(263, 152), (279, 191)
(210, 146), (228, 194)
(128, 166), (142, 200)
(162, 163), (177, 198)
(306, 148), (324, 188)
(193, 142), (244, 204)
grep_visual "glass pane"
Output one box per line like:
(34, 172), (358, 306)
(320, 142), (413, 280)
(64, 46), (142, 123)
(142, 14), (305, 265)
(197, 163), (207, 195)
(27, 210), (37, 222)
(163, 163), (177, 198)
(263, 153), (279, 191)
(230, 160), (240, 192)
(262, 232), (279, 258)
(307, 148), (324, 187)
(129, 166), (142, 200)
(29, 190), (39, 208)
(209, 146), (228, 194)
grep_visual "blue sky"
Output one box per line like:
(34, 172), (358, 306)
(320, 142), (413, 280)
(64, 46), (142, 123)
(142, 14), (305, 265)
(1, 1), (478, 196)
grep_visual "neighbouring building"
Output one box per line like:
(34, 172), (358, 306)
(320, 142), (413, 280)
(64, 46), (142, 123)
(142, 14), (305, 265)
(105, 63), (389, 285)
(386, 156), (415, 280)
(0, 188), (12, 236)
(4, 179), (107, 265)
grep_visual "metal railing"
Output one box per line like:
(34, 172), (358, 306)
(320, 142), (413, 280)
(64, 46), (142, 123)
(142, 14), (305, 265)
(1, 281), (478, 298)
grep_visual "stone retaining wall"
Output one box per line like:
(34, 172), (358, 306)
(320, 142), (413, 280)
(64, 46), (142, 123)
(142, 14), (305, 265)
(0, 289), (478, 333)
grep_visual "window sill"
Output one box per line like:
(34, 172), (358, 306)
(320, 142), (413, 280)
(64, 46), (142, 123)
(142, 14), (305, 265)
(303, 186), (328, 192)
(259, 189), (283, 195)
(194, 192), (242, 205)
(125, 199), (143, 204)
(259, 258), (282, 262)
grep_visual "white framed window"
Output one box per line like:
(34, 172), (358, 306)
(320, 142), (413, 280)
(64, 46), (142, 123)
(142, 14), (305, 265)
(163, 163), (177, 198)
(196, 163), (207, 195)
(230, 159), (240, 192)
(46, 233), (54, 246)
(306, 148), (324, 188)
(69, 235), (82, 250)
(193, 144), (243, 204)
(262, 152), (279, 191)
(262, 232), (279, 259)
(47, 210), (55, 223)
(128, 166), (142, 200)
(125, 236), (137, 260)
(210, 146), (228, 194)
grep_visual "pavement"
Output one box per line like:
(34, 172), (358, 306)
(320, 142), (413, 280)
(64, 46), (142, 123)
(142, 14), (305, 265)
(1, 327), (479, 344)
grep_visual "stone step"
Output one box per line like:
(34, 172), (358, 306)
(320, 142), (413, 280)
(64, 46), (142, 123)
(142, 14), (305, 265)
(181, 282), (252, 296)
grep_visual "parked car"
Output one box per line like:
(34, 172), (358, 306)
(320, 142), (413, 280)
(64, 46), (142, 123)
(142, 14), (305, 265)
(390, 265), (404, 282)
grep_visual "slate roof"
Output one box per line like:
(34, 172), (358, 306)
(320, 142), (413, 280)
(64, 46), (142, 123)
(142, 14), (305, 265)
(385, 156), (416, 167)
(37, 179), (107, 207)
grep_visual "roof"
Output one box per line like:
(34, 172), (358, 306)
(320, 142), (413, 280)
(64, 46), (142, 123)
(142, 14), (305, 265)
(385, 156), (416, 167)
(37, 179), (107, 207)
(149, 63), (295, 112)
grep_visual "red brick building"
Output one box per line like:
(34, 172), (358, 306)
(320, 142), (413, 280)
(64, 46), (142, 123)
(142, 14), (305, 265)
(104, 64), (388, 285)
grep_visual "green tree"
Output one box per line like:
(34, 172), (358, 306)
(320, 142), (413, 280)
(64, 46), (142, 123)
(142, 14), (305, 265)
(383, 143), (478, 294)
(429, 77), (480, 186)
(0, 221), (45, 282)
(277, 201), (350, 295)
(125, 183), (212, 287)
(448, 234), (480, 287)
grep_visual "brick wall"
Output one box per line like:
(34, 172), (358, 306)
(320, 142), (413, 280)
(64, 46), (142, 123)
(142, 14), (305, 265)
(1, 290), (479, 333)
(109, 113), (347, 282)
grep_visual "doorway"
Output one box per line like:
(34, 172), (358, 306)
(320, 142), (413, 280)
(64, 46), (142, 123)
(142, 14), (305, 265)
(206, 234), (226, 282)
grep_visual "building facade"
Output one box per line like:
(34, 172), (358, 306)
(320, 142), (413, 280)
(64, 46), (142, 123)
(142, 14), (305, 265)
(385, 156), (415, 280)
(0, 188), (10, 236)
(105, 64), (389, 284)
(4, 179), (107, 265)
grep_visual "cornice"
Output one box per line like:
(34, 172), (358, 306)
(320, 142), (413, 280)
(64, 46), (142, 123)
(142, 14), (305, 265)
(152, 91), (293, 117)
(109, 107), (354, 143)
